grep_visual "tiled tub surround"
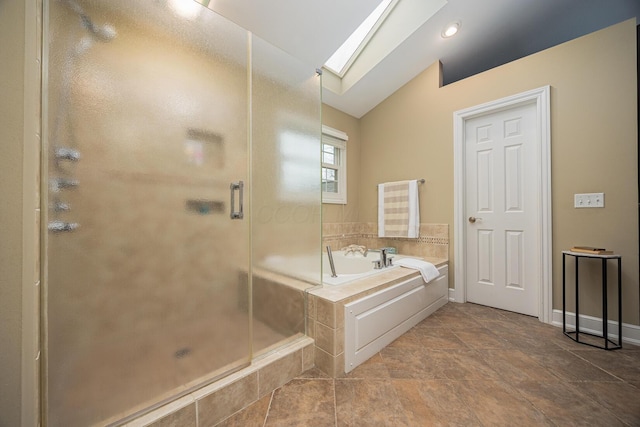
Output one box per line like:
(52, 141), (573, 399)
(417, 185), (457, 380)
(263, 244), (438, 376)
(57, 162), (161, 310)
(239, 268), (307, 340)
(316, 222), (450, 377)
(323, 222), (449, 260)
(309, 258), (448, 377)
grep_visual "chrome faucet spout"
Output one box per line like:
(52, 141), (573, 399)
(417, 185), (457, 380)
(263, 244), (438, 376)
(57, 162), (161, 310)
(380, 248), (387, 267)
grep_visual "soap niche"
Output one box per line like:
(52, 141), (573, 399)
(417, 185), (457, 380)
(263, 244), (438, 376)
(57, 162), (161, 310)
(184, 128), (224, 169)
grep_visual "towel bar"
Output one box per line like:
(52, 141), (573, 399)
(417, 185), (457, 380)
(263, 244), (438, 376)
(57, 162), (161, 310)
(376, 178), (424, 187)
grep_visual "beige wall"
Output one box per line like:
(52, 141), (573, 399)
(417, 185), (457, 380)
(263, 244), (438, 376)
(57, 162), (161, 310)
(359, 20), (639, 325)
(322, 104), (362, 223)
(0, 0), (40, 426)
(0, 1), (26, 424)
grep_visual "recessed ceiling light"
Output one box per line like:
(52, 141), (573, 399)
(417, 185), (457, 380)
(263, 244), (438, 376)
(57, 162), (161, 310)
(168, 0), (202, 20)
(441, 21), (461, 38)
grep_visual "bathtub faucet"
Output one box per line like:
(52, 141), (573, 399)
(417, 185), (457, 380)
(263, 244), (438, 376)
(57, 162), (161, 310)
(370, 248), (394, 269)
(380, 248), (388, 268)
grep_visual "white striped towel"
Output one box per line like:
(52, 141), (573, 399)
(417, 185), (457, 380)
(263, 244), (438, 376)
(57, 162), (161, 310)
(378, 179), (420, 238)
(395, 258), (440, 283)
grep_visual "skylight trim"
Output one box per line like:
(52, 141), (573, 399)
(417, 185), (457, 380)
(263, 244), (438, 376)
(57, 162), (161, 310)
(324, 0), (397, 77)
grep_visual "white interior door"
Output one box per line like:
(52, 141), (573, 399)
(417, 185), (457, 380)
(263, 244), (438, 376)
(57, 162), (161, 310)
(464, 101), (539, 316)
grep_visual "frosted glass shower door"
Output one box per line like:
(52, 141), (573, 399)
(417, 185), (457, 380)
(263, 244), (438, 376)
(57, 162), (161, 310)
(251, 35), (322, 355)
(45, 1), (250, 425)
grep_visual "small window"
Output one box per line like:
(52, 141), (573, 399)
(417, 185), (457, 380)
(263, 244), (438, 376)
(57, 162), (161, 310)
(322, 125), (348, 204)
(279, 130), (318, 203)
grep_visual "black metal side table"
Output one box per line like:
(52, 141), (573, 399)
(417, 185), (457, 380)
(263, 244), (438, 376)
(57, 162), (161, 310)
(562, 250), (622, 350)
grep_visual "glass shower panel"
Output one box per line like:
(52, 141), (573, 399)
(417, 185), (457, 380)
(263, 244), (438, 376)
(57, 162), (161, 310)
(250, 35), (322, 355)
(45, 1), (250, 425)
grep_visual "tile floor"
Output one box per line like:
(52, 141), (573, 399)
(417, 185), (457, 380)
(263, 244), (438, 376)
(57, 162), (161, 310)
(217, 302), (640, 426)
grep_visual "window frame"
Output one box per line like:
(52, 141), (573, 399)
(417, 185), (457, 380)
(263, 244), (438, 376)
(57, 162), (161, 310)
(321, 125), (348, 204)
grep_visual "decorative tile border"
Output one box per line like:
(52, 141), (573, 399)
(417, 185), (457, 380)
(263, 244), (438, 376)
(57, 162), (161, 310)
(322, 223), (449, 258)
(360, 234), (449, 245)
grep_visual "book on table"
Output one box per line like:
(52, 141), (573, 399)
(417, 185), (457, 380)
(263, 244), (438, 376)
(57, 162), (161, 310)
(571, 246), (614, 255)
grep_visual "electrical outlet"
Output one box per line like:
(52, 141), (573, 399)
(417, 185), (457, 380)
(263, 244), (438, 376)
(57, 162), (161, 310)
(574, 193), (604, 208)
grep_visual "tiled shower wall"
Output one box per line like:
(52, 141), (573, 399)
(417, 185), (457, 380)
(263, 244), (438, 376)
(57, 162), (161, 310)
(323, 222), (449, 260)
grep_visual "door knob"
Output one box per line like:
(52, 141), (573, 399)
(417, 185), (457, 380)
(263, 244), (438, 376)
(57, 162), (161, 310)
(468, 216), (482, 223)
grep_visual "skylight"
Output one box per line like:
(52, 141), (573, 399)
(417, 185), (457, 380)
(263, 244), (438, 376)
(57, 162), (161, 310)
(324, 0), (394, 76)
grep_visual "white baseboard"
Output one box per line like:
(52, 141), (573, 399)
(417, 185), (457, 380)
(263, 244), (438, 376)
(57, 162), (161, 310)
(444, 294), (640, 346)
(551, 309), (640, 346)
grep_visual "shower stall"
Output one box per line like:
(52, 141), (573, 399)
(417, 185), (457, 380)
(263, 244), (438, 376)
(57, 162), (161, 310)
(43, 0), (321, 425)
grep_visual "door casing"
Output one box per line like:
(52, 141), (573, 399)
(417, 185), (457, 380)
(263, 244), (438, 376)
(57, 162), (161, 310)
(453, 86), (552, 323)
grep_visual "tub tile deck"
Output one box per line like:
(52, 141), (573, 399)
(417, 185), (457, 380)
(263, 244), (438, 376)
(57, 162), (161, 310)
(309, 256), (447, 303)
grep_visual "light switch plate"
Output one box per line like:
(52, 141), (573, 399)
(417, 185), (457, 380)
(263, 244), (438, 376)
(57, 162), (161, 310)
(574, 193), (604, 208)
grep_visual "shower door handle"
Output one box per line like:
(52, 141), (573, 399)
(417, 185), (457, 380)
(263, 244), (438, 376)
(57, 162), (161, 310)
(230, 181), (244, 220)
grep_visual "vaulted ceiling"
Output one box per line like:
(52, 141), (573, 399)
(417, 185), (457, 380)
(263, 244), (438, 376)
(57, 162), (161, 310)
(209, 0), (639, 118)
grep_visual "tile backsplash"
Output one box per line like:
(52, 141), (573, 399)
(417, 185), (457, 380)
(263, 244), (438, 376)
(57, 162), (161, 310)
(323, 222), (448, 260)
